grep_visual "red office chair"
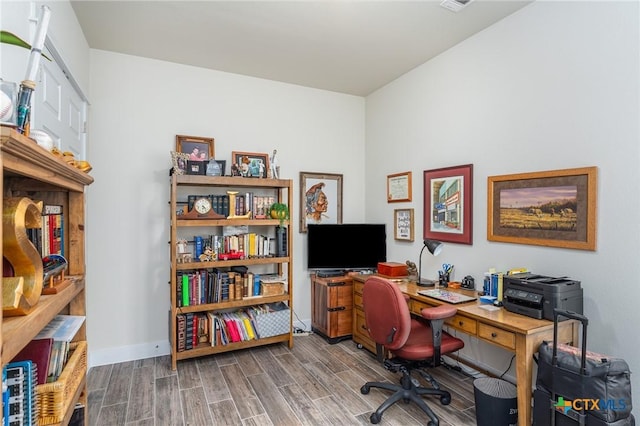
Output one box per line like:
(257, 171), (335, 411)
(360, 276), (464, 425)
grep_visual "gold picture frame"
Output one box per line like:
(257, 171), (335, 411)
(176, 135), (215, 161)
(487, 166), (597, 250)
(387, 171), (412, 202)
(394, 208), (414, 241)
(170, 151), (190, 175)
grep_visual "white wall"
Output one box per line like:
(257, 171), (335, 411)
(85, 50), (365, 364)
(366, 0), (639, 412)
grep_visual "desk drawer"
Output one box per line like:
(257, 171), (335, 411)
(409, 299), (437, 316)
(353, 309), (376, 353)
(478, 323), (515, 349)
(445, 314), (477, 335)
(354, 293), (363, 309)
(354, 280), (364, 296)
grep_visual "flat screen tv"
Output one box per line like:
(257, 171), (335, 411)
(307, 224), (386, 271)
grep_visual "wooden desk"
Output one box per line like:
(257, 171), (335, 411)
(352, 275), (578, 426)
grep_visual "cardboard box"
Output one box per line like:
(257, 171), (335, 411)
(377, 262), (407, 277)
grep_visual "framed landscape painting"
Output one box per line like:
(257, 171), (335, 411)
(487, 166), (597, 250)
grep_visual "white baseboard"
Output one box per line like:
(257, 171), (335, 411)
(88, 339), (171, 369)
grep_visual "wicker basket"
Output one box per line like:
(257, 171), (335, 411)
(36, 341), (87, 425)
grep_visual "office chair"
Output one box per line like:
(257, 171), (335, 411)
(360, 276), (464, 425)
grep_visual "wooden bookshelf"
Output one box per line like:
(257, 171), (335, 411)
(1, 127), (93, 424)
(169, 174), (294, 369)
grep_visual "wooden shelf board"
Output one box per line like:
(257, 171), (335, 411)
(175, 175), (292, 188)
(175, 294), (290, 313)
(2, 277), (85, 365)
(175, 334), (292, 360)
(175, 256), (290, 270)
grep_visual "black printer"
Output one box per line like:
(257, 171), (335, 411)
(503, 272), (583, 321)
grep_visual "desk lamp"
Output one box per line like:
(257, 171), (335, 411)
(417, 239), (444, 287)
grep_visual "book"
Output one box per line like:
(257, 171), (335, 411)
(11, 338), (53, 385)
(42, 204), (64, 257)
(35, 315), (85, 342)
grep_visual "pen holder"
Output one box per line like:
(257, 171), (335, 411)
(439, 271), (450, 287)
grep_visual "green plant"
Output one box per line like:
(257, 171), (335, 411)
(269, 202), (290, 227)
(1, 30), (51, 61)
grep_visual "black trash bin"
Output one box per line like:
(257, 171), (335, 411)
(474, 377), (518, 426)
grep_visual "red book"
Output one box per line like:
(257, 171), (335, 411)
(12, 338), (54, 385)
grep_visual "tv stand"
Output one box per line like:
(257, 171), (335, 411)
(316, 270), (345, 278)
(311, 273), (353, 344)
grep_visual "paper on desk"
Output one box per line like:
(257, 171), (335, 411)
(479, 305), (501, 312)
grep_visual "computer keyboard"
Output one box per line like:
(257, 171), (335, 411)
(417, 289), (477, 304)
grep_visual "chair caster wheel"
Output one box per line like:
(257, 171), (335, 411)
(440, 394), (451, 405)
(428, 422), (436, 426)
(370, 412), (382, 424)
(360, 385), (370, 394)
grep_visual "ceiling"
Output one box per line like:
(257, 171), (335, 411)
(70, 0), (533, 96)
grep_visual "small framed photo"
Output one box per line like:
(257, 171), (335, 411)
(186, 160), (206, 175)
(215, 160), (226, 176)
(176, 135), (215, 161)
(231, 151), (270, 178)
(394, 208), (414, 241)
(387, 171), (412, 202)
(171, 151), (189, 175)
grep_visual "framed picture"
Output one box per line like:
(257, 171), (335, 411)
(387, 171), (412, 202)
(215, 160), (226, 176)
(176, 135), (215, 161)
(487, 166), (597, 251)
(170, 151), (189, 175)
(394, 208), (414, 241)
(186, 160), (206, 175)
(231, 151), (270, 178)
(300, 172), (343, 233)
(424, 164), (473, 245)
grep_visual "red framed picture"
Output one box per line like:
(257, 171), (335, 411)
(423, 164), (473, 245)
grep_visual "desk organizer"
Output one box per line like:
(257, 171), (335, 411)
(254, 302), (290, 338)
(36, 341), (87, 425)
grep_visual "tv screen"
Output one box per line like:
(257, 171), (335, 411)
(307, 224), (386, 270)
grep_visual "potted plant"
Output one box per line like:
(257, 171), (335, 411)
(269, 203), (289, 257)
(269, 202), (289, 227)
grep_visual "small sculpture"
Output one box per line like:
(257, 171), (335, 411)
(199, 246), (215, 262)
(270, 149), (279, 179)
(406, 260), (418, 280)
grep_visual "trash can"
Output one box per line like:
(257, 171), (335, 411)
(474, 377), (518, 426)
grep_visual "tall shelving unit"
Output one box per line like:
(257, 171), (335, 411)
(1, 127), (93, 425)
(169, 174), (293, 370)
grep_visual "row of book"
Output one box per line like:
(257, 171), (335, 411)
(177, 269), (286, 306)
(193, 233), (276, 260)
(176, 303), (288, 351)
(1, 315), (85, 426)
(25, 204), (64, 258)
(185, 193), (276, 218)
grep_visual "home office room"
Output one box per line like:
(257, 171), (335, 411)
(1, 1), (637, 425)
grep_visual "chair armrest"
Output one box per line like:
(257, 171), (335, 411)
(420, 305), (457, 321)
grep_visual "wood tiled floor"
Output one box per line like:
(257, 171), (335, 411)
(87, 333), (477, 425)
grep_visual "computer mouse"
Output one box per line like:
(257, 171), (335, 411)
(493, 300), (504, 307)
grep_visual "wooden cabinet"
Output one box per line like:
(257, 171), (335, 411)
(311, 274), (352, 343)
(169, 174), (293, 369)
(1, 127), (93, 425)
